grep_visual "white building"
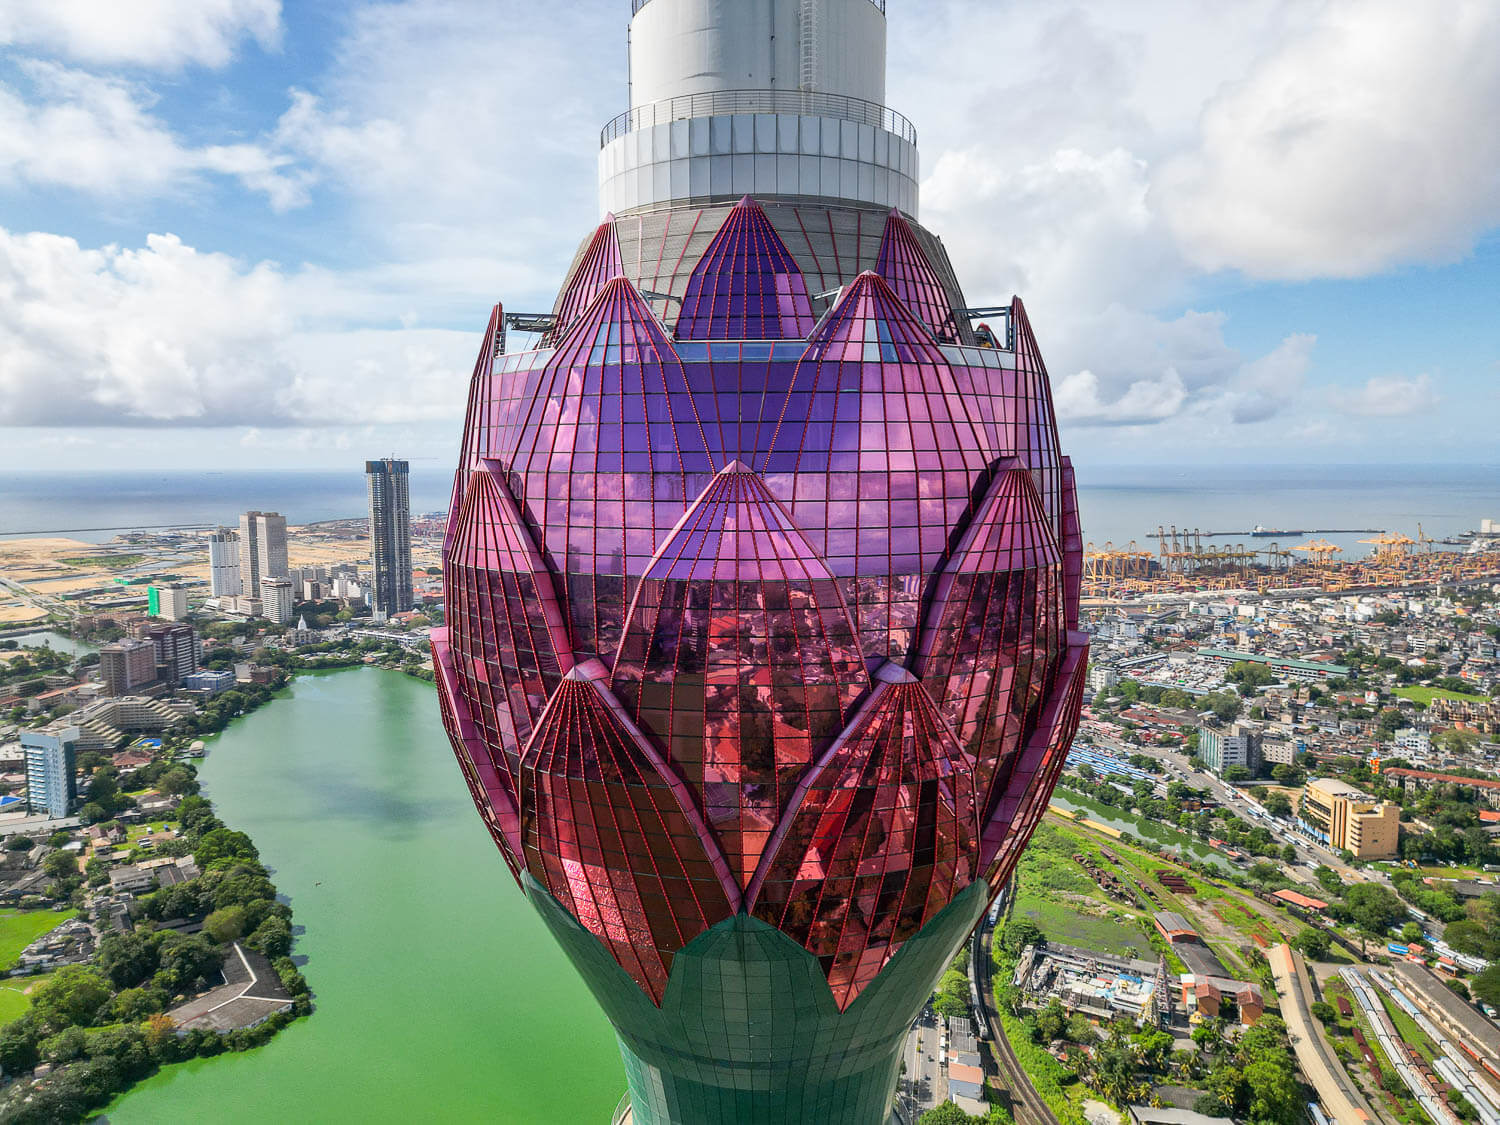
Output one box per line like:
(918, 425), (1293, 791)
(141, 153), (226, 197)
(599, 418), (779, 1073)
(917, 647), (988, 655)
(260, 576), (295, 625)
(1395, 728), (1432, 758)
(148, 584), (190, 621)
(208, 528), (242, 597)
(22, 726), (78, 818)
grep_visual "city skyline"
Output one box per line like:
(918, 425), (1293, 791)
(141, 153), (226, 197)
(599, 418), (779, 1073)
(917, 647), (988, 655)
(1, 0), (1497, 474)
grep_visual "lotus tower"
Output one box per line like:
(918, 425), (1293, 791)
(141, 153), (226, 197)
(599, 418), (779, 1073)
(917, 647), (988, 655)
(432, 2), (1088, 1121)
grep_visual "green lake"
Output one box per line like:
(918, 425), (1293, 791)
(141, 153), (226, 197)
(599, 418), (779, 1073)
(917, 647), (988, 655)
(108, 667), (622, 1123)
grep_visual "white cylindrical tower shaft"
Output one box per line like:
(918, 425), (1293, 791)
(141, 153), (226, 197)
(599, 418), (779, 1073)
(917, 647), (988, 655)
(600, 0), (915, 217)
(629, 0), (886, 107)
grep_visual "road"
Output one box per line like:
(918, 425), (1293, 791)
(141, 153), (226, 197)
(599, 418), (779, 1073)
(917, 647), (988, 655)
(1267, 943), (1384, 1125)
(897, 1008), (946, 1119)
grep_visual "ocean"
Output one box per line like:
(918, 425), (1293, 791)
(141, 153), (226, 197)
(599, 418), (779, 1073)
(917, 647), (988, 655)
(1, 464), (1496, 560)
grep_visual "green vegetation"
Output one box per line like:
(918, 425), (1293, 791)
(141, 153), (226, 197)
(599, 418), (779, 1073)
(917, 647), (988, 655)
(0, 909), (79, 971)
(994, 1003), (1087, 1125)
(0, 765), (310, 1122)
(1394, 684), (1487, 705)
(0, 972), (57, 1024)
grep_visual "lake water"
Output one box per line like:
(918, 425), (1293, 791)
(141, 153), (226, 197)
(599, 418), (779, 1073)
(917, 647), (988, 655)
(0, 631), (96, 657)
(108, 668), (622, 1123)
(1047, 792), (1236, 873)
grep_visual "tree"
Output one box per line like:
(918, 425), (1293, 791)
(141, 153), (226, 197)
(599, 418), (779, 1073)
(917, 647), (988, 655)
(919, 1104), (981, 1125)
(1315, 866), (1343, 896)
(158, 766), (199, 796)
(0, 1017), (40, 1074)
(933, 969), (969, 1020)
(194, 827), (259, 867)
(1310, 1000), (1337, 1024)
(1033, 999), (1067, 1043)
(1470, 964), (1500, 1010)
(1292, 929), (1331, 960)
(1280, 844), (1297, 863)
(156, 934), (223, 992)
(42, 849), (78, 880)
(999, 918), (1043, 956)
(1242, 1056), (1302, 1124)
(96, 931), (161, 990)
(1263, 792), (1293, 818)
(31, 966), (110, 1034)
(204, 905), (249, 944)
(1345, 883), (1406, 937)
(247, 915), (293, 958)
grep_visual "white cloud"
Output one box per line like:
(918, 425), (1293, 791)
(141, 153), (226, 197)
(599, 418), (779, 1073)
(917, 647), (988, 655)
(0, 62), (306, 208)
(1336, 374), (1440, 418)
(267, 0), (617, 267)
(0, 226), (476, 428)
(1055, 369), (1187, 427)
(1157, 0), (1500, 279)
(0, 0), (280, 69)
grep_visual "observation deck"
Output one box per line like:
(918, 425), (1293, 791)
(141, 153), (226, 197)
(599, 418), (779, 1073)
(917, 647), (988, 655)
(598, 87), (918, 216)
(601, 0), (916, 216)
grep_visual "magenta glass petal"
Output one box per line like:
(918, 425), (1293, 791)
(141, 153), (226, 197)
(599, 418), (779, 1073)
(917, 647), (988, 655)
(612, 461), (870, 888)
(875, 209), (959, 343)
(676, 196), (817, 341)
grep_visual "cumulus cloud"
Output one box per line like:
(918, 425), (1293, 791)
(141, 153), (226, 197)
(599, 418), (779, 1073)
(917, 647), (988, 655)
(0, 0), (280, 69)
(0, 62), (306, 208)
(1157, 0), (1500, 279)
(1336, 374), (1440, 417)
(0, 226), (476, 428)
(1055, 369), (1187, 427)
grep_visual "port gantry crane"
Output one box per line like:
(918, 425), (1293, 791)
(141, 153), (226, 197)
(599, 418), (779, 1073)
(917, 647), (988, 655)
(1292, 538), (1343, 569)
(1358, 531), (1416, 563)
(1082, 540), (1155, 597)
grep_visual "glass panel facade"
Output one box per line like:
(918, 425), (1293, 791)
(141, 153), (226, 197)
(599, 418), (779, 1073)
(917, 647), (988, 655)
(438, 192), (1086, 1123)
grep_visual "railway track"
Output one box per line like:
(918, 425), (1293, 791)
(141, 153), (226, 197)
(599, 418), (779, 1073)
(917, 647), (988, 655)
(972, 908), (1059, 1125)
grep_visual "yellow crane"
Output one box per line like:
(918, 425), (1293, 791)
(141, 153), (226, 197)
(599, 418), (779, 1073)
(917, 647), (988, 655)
(1292, 538), (1343, 569)
(1359, 532), (1415, 562)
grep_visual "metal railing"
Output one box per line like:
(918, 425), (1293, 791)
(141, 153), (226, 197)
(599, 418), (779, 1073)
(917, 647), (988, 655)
(633, 0), (883, 13)
(601, 88), (915, 147)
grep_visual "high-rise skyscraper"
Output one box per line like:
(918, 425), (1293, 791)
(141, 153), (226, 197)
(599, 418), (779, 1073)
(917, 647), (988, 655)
(139, 622), (202, 687)
(99, 638), (159, 696)
(238, 511), (288, 599)
(366, 458), (413, 616)
(434, 4), (1087, 1121)
(22, 727), (78, 819)
(260, 576), (296, 625)
(208, 527), (242, 596)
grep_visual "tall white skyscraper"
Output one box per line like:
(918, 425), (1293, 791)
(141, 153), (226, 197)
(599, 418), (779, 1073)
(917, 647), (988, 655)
(239, 512), (289, 599)
(209, 527), (243, 596)
(22, 727), (78, 818)
(260, 576), (295, 625)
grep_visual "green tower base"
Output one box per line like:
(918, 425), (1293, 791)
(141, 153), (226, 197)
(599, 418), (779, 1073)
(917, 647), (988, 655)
(522, 873), (989, 1125)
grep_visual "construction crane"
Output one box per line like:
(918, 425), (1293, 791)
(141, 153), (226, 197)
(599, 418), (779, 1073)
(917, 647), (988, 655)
(1259, 541), (1293, 570)
(1358, 531), (1415, 562)
(1292, 538), (1343, 568)
(1083, 540), (1154, 596)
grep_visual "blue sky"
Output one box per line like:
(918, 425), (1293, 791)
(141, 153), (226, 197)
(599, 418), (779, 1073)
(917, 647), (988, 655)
(0, 0), (1496, 473)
